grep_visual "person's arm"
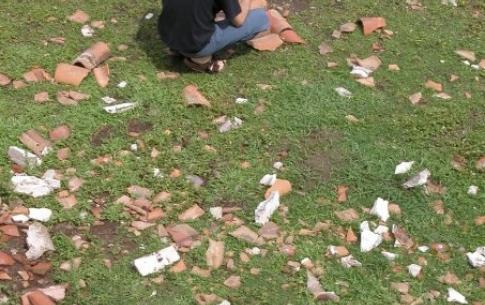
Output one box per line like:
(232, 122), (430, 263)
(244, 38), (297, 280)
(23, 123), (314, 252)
(232, 0), (251, 27)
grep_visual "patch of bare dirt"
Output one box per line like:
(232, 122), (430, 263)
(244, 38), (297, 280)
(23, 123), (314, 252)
(296, 129), (345, 188)
(270, 0), (310, 13)
(89, 222), (137, 258)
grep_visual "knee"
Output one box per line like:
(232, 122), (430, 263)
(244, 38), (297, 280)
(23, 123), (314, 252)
(246, 9), (270, 32)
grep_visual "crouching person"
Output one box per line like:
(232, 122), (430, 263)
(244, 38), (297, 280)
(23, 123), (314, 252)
(158, 0), (269, 73)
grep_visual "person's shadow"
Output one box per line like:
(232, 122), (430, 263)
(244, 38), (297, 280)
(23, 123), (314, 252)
(135, 8), (251, 73)
(135, 9), (187, 72)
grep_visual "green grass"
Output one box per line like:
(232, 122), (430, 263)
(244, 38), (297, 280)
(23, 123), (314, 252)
(0, 0), (484, 304)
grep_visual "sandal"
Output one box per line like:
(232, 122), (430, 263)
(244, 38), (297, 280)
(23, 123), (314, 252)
(184, 57), (226, 73)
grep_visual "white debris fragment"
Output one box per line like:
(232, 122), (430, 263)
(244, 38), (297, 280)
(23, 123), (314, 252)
(12, 214), (30, 223)
(259, 174), (277, 186)
(248, 247), (261, 255)
(403, 169), (431, 189)
(466, 247), (485, 268)
(471, 64), (480, 70)
(370, 198), (390, 222)
(447, 288), (468, 304)
(153, 168), (162, 178)
(335, 87), (352, 98)
(273, 161), (283, 170)
(374, 225), (389, 235)
(407, 264), (422, 278)
(350, 65), (373, 78)
(8, 146), (42, 167)
(218, 117), (243, 133)
(467, 185), (478, 196)
(341, 255), (362, 268)
(418, 246), (430, 253)
(235, 97), (248, 104)
(442, 0), (458, 7)
(101, 96), (117, 104)
(218, 301), (231, 305)
(104, 102), (137, 114)
(209, 207), (223, 220)
(360, 221), (383, 252)
(134, 245), (180, 276)
(381, 251), (398, 261)
(11, 170), (61, 197)
(117, 81), (127, 88)
(81, 24), (94, 37)
(26, 222), (55, 260)
(145, 12), (154, 20)
(255, 191), (280, 225)
(395, 161), (414, 175)
(29, 208), (53, 222)
(130, 143), (138, 152)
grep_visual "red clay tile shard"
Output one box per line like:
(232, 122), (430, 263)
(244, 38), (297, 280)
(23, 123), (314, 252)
(30, 262), (52, 275)
(57, 90), (90, 105)
(49, 125), (70, 141)
(167, 224), (199, 247)
(0, 224), (20, 237)
(356, 77), (375, 87)
(54, 63), (89, 86)
(28, 290), (56, 305)
(319, 42), (333, 55)
(206, 239), (224, 269)
(356, 55), (382, 71)
(0, 72), (11, 86)
(267, 9), (292, 34)
(179, 204), (205, 221)
(280, 29), (304, 44)
(57, 193), (77, 209)
(157, 71), (180, 80)
(91, 20), (105, 29)
(20, 129), (52, 156)
(337, 185), (349, 203)
(265, 179), (292, 198)
(93, 64), (109, 87)
(247, 33), (283, 51)
(424, 80), (443, 92)
(335, 208), (359, 222)
(13, 80), (27, 89)
(230, 225), (264, 245)
(409, 92), (423, 105)
(0, 271), (11, 280)
(49, 37), (65, 44)
(224, 275), (241, 289)
(340, 22), (357, 33)
(23, 68), (52, 83)
(34, 92), (49, 103)
(183, 85), (211, 107)
(360, 17), (386, 36)
(0, 251), (15, 266)
(68, 9), (90, 24)
(73, 42), (111, 70)
(455, 49), (476, 62)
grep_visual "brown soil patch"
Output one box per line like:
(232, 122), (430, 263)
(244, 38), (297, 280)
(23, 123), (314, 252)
(127, 118), (153, 134)
(297, 129), (345, 188)
(91, 125), (115, 147)
(270, 0), (310, 13)
(89, 222), (137, 258)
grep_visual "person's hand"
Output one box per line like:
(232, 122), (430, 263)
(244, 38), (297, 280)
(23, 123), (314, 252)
(249, 0), (268, 10)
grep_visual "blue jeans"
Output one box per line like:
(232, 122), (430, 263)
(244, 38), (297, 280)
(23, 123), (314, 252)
(188, 9), (269, 58)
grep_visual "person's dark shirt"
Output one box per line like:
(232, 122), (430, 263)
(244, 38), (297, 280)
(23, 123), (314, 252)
(158, 0), (241, 54)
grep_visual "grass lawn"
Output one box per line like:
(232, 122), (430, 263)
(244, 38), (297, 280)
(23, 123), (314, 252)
(0, 0), (484, 304)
